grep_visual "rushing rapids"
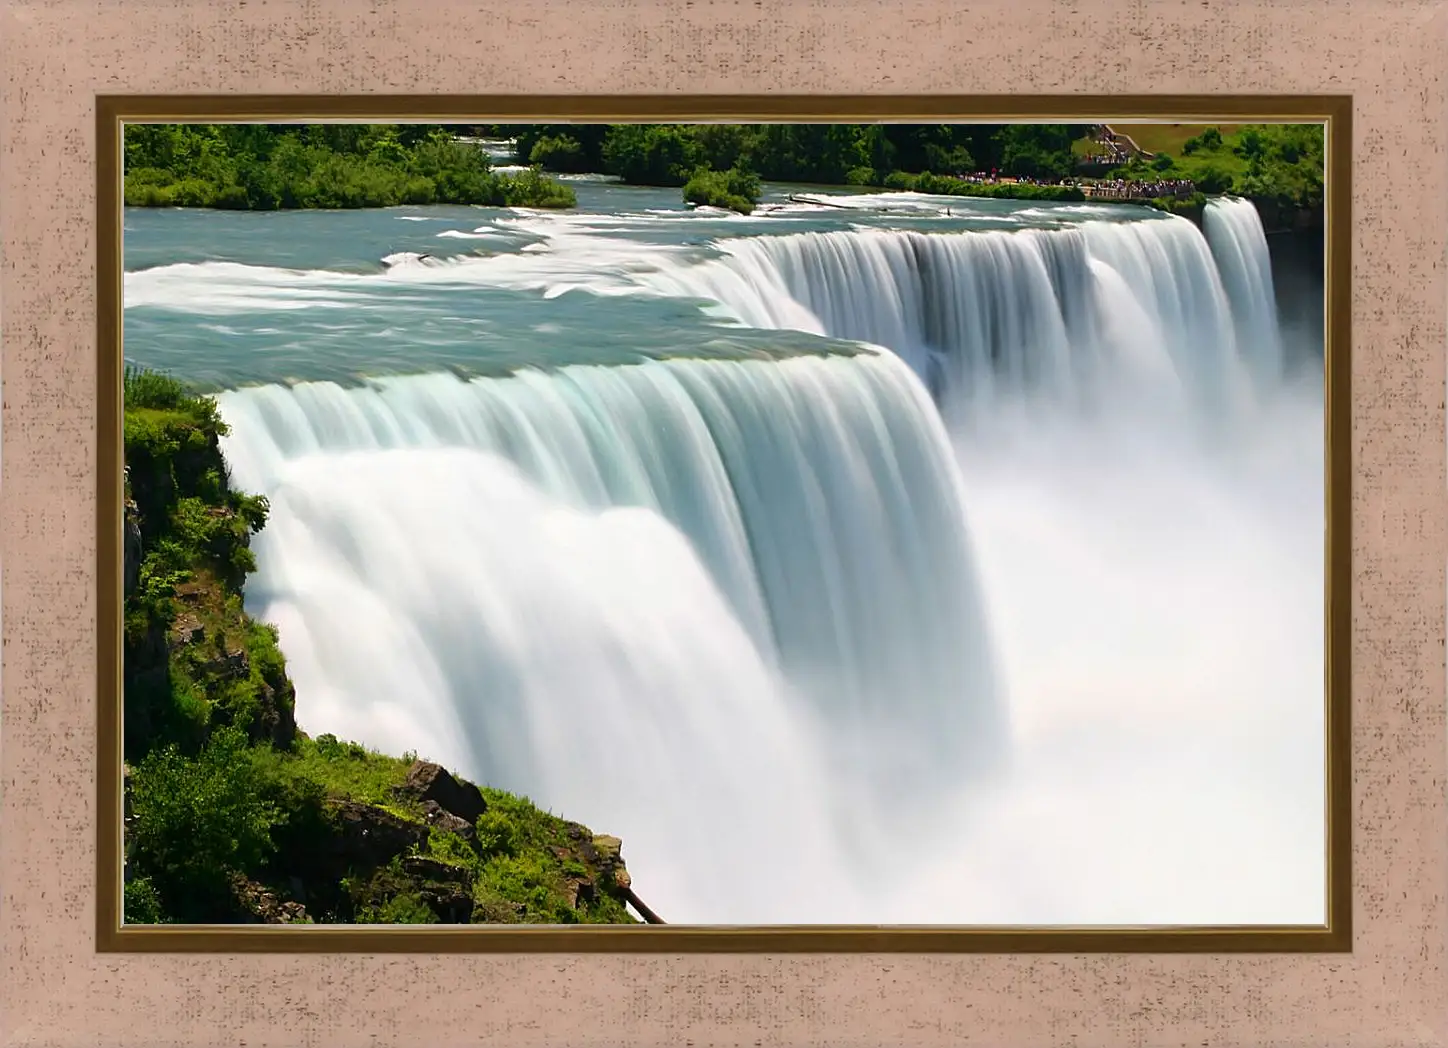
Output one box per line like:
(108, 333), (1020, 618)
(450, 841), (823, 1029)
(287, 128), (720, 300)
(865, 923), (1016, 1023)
(124, 189), (1326, 925)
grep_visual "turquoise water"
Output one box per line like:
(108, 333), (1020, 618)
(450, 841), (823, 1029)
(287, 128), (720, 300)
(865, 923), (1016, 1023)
(123, 181), (1165, 388)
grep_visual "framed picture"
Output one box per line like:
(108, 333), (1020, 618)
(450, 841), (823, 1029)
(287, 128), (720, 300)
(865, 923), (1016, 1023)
(97, 98), (1350, 955)
(2, 1), (1443, 1045)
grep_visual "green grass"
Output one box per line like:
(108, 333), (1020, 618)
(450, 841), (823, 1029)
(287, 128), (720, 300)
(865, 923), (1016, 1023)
(1071, 137), (1112, 159)
(469, 789), (637, 924)
(1112, 123), (1244, 157)
(1112, 124), (1324, 214)
(249, 734), (420, 815)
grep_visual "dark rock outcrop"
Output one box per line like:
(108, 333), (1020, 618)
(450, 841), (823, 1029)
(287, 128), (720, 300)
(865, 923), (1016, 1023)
(401, 856), (475, 923)
(123, 500), (143, 598)
(395, 760), (487, 826)
(233, 876), (309, 924)
(321, 800), (429, 876)
(418, 800), (478, 846)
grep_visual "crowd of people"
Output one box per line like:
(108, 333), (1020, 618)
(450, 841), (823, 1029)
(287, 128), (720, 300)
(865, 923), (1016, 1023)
(1077, 177), (1197, 200)
(946, 170), (1197, 200)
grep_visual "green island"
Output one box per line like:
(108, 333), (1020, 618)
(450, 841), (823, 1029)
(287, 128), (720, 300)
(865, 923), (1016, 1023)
(121, 367), (645, 925)
(123, 124), (576, 210)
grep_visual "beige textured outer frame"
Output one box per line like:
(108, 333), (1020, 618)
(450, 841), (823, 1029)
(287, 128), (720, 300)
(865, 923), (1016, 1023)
(1, 0), (1444, 1045)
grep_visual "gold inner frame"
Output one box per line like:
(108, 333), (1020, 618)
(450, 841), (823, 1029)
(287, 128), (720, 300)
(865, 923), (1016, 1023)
(95, 94), (1353, 954)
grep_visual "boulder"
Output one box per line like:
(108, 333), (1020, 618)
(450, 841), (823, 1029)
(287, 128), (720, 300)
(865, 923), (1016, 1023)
(589, 833), (631, 888)
(322, 800), (429, 874)
(562, 878), (597, 910)
(418, 800), (478, 846)
(396, 761), (487, 826)
(400, 855), (475, 924)
(420, 885), (475, 924)
(400, 855), (471, 884)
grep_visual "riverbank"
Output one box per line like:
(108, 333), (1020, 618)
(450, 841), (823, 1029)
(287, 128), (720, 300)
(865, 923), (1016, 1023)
(121, 367), (645, 925)
(123, 125), (576, 210)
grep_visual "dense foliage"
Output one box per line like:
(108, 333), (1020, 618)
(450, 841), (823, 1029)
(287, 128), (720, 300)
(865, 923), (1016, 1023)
(683, 166), (763, 214)
(123, 124), (576, 209)
(121, 368), (639, 926)
(506, 121), (1323, 222)
(513, 122), (1092, 189)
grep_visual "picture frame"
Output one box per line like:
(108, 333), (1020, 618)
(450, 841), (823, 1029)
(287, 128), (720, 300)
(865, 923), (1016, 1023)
(3, 0), (1443, 1043)
(95, 94), (1352, 954)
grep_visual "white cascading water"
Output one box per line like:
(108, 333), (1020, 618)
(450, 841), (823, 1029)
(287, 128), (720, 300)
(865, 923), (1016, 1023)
(218, 351), (1002, 920)
(638, 214), (1255, 432)
(215, 198), (1326, 925)
(1203, 196), (1287, 383)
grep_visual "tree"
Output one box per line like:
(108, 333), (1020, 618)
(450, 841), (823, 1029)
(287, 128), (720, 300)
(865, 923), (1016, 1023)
(601, 125), (701, 186)
(1234, 126), (1268, 161)
(1182, 126), (1223, 155)
(127, 725), (281, 920)
(683, 166), (762, 214)
(528, 134), (589, 173)
(994, 124), (1079, 179)
(690, 124), (755, 172)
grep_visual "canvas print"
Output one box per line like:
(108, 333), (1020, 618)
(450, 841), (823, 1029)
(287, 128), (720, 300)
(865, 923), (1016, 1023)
(118, 120), (1327, 927)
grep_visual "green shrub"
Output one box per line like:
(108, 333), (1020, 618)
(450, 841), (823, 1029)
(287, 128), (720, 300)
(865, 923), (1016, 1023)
(682, 166), (761, 214)
(529, 134), (589, 173)
(1193, 164), (1235, 194)
(358, 892), (438, 924)
(1182, 126), (1223, 155)
(122, 875), (167, 924)
(127, 725), (281, 920)
(500, 167), (578, 209)
(603, 125), (701, 186)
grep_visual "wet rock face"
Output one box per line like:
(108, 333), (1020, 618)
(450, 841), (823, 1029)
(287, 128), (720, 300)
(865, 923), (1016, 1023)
(123, 502), (143, 598)
(395, 760), (488, 826)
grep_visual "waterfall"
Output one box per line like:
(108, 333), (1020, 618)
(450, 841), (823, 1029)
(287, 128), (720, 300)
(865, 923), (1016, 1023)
(633, 215), (1278, 433)
(1203, 196), (1287, 383)
(216, 350), (1002, 919)
(183, 197), (1321, 925)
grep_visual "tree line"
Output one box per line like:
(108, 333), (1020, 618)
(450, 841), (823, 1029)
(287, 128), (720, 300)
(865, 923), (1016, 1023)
(123, 124), (576, 209)
(514, 122), (1086, 184)
(122, 122), (1325, 219)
